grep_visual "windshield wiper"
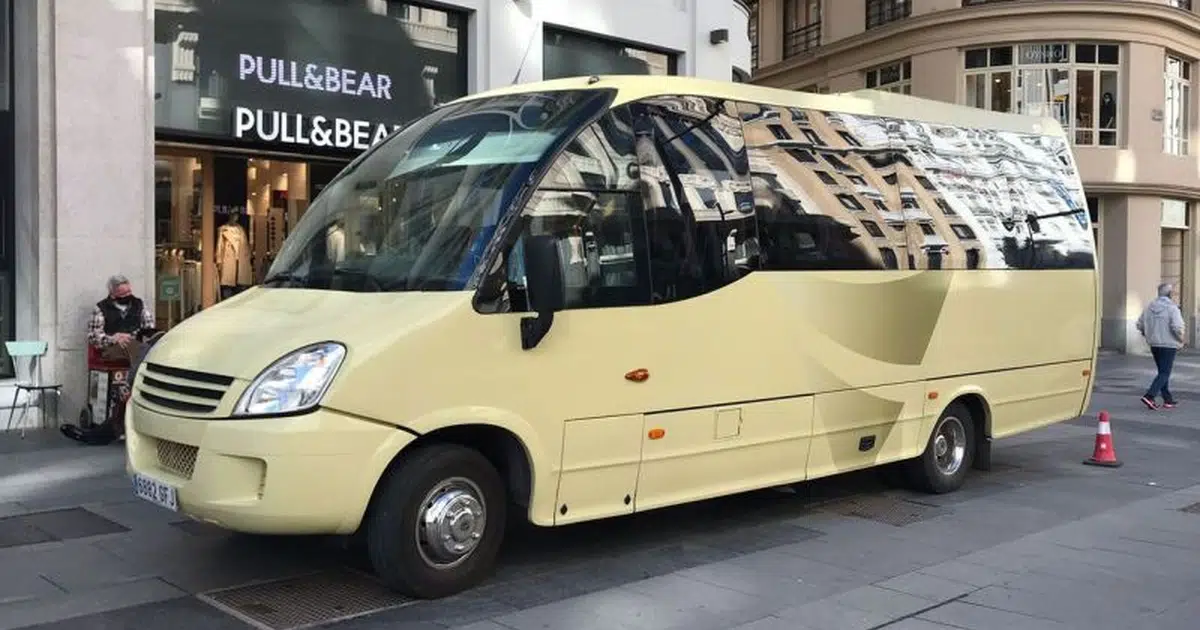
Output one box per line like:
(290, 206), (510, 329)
(262, 272), (308, 287)
(329, 267), (384, 292)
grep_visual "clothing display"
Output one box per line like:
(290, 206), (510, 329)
(326, 224), (346, 263)
(181, 261), (203, 316)
(217, 221), (253, 287)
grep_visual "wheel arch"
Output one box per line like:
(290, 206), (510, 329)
(360, 410), (550, 531)
(932, 388), (992, 471)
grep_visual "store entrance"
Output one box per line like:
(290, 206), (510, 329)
(153, 146), (344, 331)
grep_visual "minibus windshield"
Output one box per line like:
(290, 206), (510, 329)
(263, 89), (611, 292)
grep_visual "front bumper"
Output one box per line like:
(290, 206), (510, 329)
(125, 402), (415, 535)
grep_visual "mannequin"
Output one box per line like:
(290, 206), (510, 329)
(326, 220), (347, 264)
(217, 212), (252, 300)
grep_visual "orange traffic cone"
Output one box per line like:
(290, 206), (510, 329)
(1083, 410), (1123, 468)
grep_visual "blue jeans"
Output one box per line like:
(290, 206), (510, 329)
(1145, 346), (1178, 404)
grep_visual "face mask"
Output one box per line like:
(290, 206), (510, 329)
(114, 296), (133, 306)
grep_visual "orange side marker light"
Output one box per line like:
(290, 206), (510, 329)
(927, 391), (939, 400)
(625, 368), (650, 382)
(648, 428), (666, 440)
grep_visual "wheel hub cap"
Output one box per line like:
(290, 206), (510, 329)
(934, 417), (966, 476)
(417, 479), (486, 568)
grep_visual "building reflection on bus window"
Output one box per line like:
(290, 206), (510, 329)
(489, 94), (1098, 316)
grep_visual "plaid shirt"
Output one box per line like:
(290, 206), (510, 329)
(86, 303), (155, 348)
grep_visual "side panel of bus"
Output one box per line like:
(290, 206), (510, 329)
(338, 91), (1098, 525)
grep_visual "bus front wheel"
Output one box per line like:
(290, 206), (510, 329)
(905, 401), (975, 494)
(365, 444), (507, 599)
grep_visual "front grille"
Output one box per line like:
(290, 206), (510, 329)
(156, 438), (199, 479)
(137, 362), (235, 414)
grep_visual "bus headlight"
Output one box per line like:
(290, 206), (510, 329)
(234, 342), (347, 417)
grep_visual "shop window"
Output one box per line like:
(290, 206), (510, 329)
(962, 42), (1121, 146)
(543, 27), (676, 79)
(866, 59), (912, 94)
(1165, 54), (1191, 155)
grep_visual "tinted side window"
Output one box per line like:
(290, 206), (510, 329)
(480, 106), (654, 313)
(636, 96), (759, 300)
(892, 123), (1094, 269)
(740, 103), (897, 271)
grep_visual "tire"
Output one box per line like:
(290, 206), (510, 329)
(365, 444), (507, 599)
(905, 401), (975, 494)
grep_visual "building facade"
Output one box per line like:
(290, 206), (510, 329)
(750, 0), (1200, 355)
(1, 0), (751, 429)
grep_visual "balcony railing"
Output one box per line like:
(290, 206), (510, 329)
(784, 22), (821, 58)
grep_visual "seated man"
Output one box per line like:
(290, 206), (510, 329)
(86, 274), (155, 360)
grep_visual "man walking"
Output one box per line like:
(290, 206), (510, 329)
(1137, 282), (1186, 410)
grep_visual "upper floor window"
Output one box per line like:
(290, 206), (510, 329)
(1165, 54), (1191, 156)
(866, 0), (911, 30)
(748, 0), (759, 72)
(866, 60), (912, 94)
(783, 0), (822, 58)
(963, 42), (1121, 147)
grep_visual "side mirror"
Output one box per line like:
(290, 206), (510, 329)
(520, 234), (565, 350)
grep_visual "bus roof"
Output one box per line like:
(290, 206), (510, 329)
(447, 75), (1066, 139)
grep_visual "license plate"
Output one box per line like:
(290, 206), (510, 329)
(133, 473), (178, 512)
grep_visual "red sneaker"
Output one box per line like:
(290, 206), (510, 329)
(1163, 401), (1178, 409)
(1141, 396), (1159, 410)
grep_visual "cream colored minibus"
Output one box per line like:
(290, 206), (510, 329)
(126, 75), (1099, 599)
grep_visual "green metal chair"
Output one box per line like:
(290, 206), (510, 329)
(5, 341), (62, 438)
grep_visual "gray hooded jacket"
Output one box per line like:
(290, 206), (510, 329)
(1136, 296), (1185, 348)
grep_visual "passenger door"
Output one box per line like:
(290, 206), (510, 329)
(633, 98), (816, 512)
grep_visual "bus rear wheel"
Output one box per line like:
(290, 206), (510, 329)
(365, 444), (507, 599)
(905, 401), (975, 494)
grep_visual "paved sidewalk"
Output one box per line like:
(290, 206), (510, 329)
(0, 351), (1198, 629)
